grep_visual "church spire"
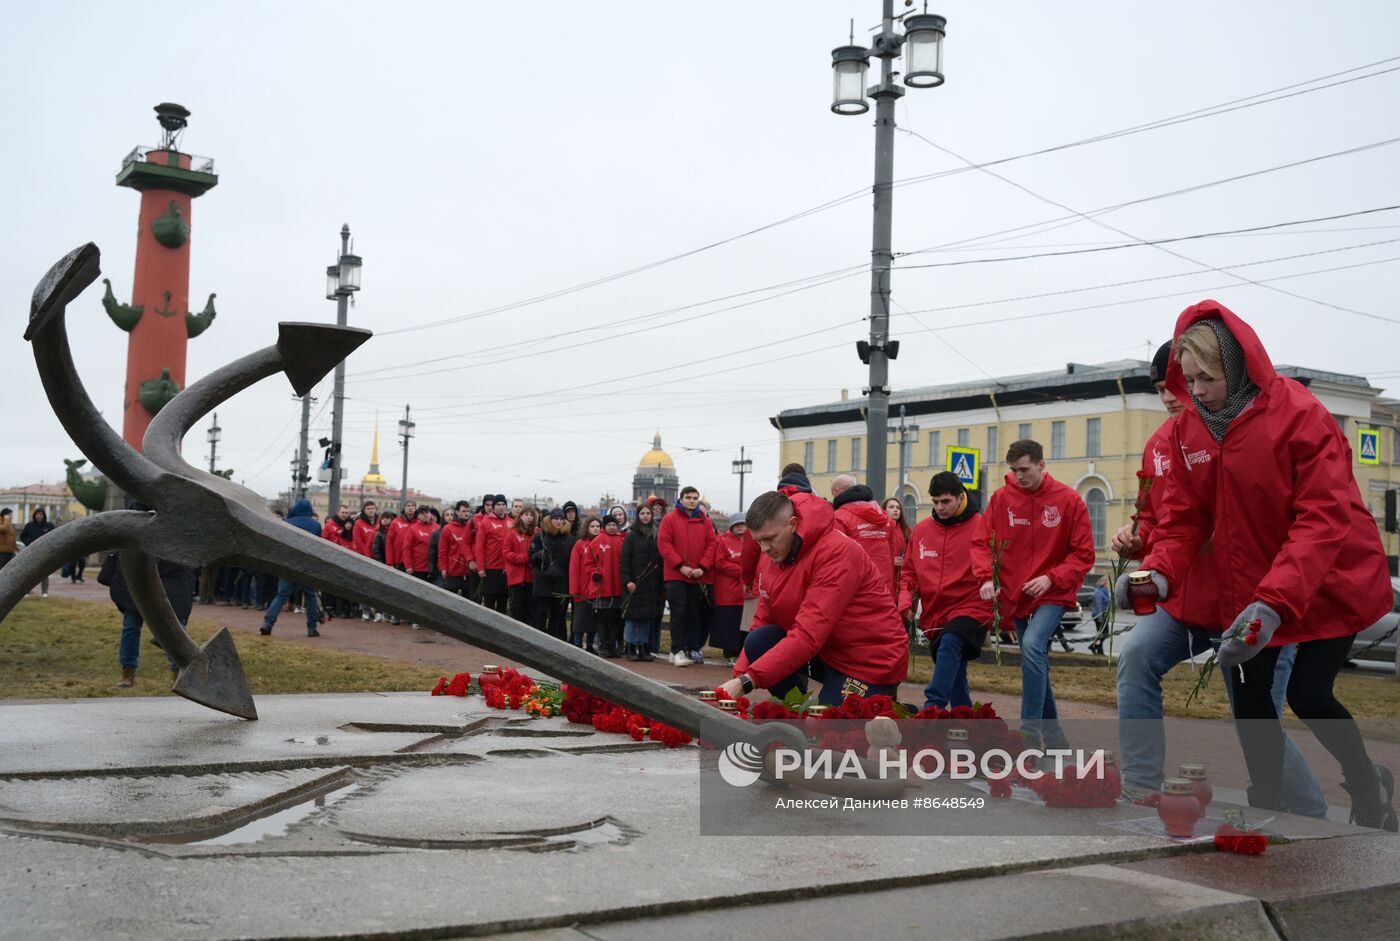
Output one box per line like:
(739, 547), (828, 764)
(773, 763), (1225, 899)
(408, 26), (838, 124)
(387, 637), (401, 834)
(362, 415), (387, 487)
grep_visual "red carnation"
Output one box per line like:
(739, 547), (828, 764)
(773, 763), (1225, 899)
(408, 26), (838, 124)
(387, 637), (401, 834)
(839, 695), (867, 720)
(430, 677), (449, 696)
(445, 672), (471, 697)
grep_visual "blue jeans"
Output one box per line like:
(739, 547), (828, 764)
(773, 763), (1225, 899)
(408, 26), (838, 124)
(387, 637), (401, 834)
(118, 607), (182, 671)
(262, 578), (319, 633)
(624, 618), (658, 645)
(924, 631), (972, 710)
(1115, 608), (1327, 818)
(1017, 605), (1068, 746)
(742, 624), (899, 706)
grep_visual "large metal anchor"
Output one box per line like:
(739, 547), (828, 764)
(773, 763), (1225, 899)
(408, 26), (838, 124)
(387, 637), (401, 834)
(1, 243), (806, 756)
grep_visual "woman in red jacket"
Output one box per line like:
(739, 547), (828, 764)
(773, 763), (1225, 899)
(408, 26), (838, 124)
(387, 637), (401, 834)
(568, 516), (601, 653)
(587, 516), (627, 657)
(884, 496), (910, 598)
(1139, 300), (1396, 830)
(710, 519), (749, 663)
(504, 505), (538, 625)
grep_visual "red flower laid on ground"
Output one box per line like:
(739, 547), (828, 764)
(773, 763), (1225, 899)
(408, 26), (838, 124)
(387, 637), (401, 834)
(444, 672), (472, 697)
(1214, 823), (1268, 855)
(430, 676), (449, 696)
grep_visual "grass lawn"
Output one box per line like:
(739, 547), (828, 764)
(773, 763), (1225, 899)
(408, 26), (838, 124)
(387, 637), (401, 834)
(902, 646), (1400, 723)
(0, 597), (440, 700)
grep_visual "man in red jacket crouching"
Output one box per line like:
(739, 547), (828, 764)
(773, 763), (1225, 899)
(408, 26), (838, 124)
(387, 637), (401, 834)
(718, 489), (908, 705)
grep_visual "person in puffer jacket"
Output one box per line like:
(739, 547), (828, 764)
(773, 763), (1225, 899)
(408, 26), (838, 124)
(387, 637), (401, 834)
(719, 489), (908, 706)
(830, 475), (897, 593)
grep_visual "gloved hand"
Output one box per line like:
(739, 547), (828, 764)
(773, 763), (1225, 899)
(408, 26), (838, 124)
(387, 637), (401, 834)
(1114, 569), (1169, 610)
(1217, 602), (1280, 667)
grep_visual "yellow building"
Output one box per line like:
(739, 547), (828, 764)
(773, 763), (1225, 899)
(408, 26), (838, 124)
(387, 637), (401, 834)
(773, 360), (1400, 571)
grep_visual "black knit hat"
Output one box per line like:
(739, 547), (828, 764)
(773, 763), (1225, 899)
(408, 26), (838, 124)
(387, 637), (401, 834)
(1151, 340), (1173, 385)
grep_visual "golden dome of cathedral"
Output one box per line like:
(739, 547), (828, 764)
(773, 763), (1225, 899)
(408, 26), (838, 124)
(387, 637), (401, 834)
(637, 431), (675, 469)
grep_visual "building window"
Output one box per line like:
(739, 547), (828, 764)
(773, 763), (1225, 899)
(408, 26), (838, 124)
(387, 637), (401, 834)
(826, 439), (837, 473)
(1085, 487), (1107, 548)
(987, 426), (999, 465)
(1393, 430), (1400, 465)
(803, 441), (814, 470)
(852, 438), (862, 472)
(1018, 422), (1031, 441)
(927, 430), (941, 467)
(1051, 421), (1066, 460)
(957, 428), (970, 447)
(1086, 417), (1101, 458)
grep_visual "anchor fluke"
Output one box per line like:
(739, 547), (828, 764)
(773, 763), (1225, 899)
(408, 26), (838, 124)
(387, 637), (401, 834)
(277, 322), (372, 396)
(171, 626), (259, 720)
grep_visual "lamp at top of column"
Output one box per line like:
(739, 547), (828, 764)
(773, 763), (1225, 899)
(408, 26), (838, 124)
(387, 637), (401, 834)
(902, 13), (947, 88)
(325, 264), (339, 300)
(337, 251), (362, 293)
(831, 45), (871, 115)
(398, 412), (416, 439)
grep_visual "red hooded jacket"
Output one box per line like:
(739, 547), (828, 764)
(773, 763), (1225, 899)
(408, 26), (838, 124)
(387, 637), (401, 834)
(899, 503), (992, 634)
(1142, 300), (1390, 643)
(439, 518), (474, 578)
(832, 495), (898, 594)
(739, 529), (761, 589)
(386, 514), (412, 568)
(403, 520), (439, 575)
(1132, 415), (1219, 627)
(973, 472), (1095, 621)
(713, 530), (748, 606)
(351, 514), (378, 557)
(569, 534), (596, 601)
(504, 526), (536, 587)
(657, 506), (717, 583)
(585, 531), (625, 598)
(735, 492), (908, 689)
(474, 514), (511, 571)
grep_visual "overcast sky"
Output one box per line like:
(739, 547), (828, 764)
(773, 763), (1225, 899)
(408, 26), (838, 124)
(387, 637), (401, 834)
(5, 1), (1400, 512)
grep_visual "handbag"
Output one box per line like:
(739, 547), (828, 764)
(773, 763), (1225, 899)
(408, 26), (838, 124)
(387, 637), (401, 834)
(96, 552), (119, 587)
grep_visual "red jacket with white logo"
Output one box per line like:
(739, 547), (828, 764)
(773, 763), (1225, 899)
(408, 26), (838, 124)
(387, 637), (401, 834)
(832, 498), (897, 594)
(569, 535), (595, 600)
(386, 514), (412, 567)
(735, 493), (909, 689)
(713, 531), (749, 606)
(657, 506), (717, 583)
(739, 529), (761, 590)
(899, 507), (992, 633)
(1142, 299), (1390, 643)
(504, 526), (535, 587)
(973, 472), (1095, 621)
(439, 518), (474, 578)
(474, 514), (511, 571)
(584, 531), (625, 598)
(1132, 416), (1218, 627)
(403, 520), (439, 575)
(351, 514), (377, 557)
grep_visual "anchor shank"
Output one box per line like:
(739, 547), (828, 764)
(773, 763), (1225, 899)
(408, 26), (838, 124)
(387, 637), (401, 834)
(117, 548), (202, 668)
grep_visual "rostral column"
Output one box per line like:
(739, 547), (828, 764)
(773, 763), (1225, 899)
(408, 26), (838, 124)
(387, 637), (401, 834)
(104, 102), (219, 449)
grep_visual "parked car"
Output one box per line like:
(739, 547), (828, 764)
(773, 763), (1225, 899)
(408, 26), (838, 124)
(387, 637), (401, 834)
(1348, 576), (1400, 667)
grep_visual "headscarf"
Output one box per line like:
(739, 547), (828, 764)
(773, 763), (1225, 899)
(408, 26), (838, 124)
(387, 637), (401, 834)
(1192, 318), (1259, 443)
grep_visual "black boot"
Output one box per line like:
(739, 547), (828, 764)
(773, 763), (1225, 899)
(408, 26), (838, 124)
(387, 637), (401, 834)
(1344, 763), (1398, 831)
(602, 641), (619, 659)
(637, 644), (654, 662)
(626, 643), (641, 662)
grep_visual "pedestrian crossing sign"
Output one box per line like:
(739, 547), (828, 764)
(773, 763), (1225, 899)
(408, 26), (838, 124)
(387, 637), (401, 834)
(947, 446), (981, 488)
(1359, 428), (1380, 465)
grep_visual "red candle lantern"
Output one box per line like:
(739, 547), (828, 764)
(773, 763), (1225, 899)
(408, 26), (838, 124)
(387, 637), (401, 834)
(1127, 572), (1160, 616)
(1157, 777), (1202, 837)
(479, 665), (502, 688)
(1179, 763), (1212, 814)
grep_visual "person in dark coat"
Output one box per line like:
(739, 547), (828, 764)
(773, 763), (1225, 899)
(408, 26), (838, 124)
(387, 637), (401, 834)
(110, 500), (196, 688)
(562, 500), (581, 537)
(620, 503), (664, 660)
(530, 508), (576, 641)
(19, 508), (55, 597)
(260, 498), (324, 637)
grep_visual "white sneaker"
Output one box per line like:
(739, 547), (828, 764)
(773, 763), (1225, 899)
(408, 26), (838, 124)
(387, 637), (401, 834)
(361, 611), (370, 621)
(41, 592), (49, 598)
(411, 623), (421, 630)
(671, 651), (691, 668)
(374, 613), (384, 623)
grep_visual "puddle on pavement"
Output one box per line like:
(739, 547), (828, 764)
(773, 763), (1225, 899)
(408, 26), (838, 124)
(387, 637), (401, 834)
(143, 781), (361, 846)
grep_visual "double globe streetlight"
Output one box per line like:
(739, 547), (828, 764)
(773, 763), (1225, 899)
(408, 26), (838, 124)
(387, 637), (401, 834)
(323, 225), (362, 510)
(831, 3), (945, 502)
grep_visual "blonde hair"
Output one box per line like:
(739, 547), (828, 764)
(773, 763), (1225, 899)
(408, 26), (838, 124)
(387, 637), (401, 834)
(1175, 322), (1223, 375)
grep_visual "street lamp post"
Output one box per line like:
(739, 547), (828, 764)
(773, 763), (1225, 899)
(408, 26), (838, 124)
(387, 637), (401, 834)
(833, 2), (946, 502)
(397, 404), (415, 507)
(294, 393), (313, 501)
(894, 404), (920, 512)
(324, 223), (362, 516)
(206, 411), (221, 474)
(731, 446), (753, 514)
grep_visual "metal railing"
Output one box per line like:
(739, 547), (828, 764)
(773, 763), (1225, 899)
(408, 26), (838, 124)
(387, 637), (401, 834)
(119, 146), (217, 176)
